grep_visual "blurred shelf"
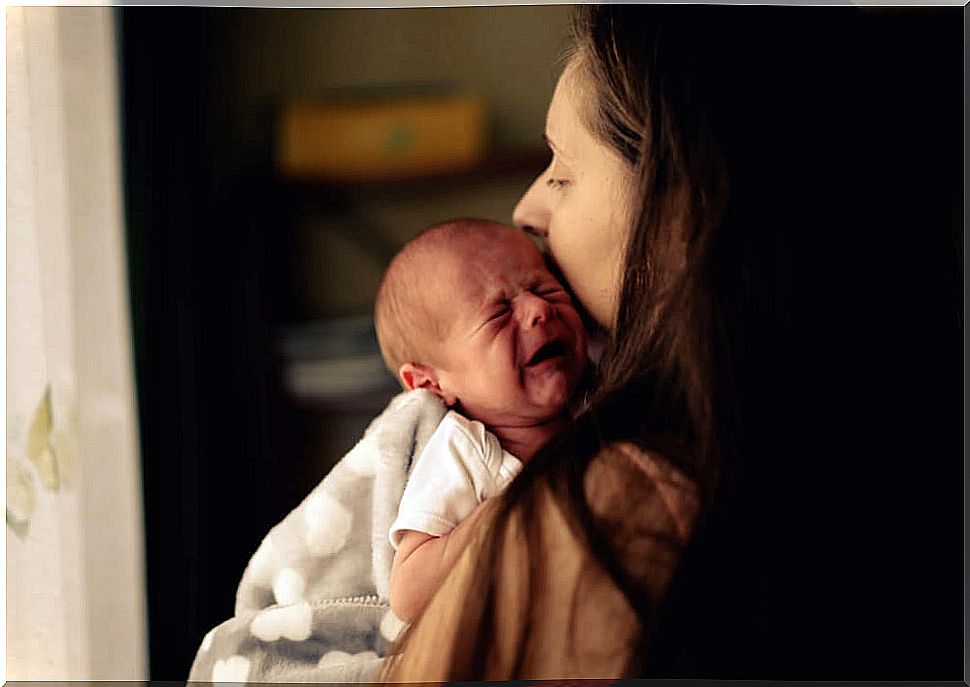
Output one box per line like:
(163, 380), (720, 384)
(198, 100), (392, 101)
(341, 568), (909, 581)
(278, 147), (549, 196)
(277, 316), (400, 411)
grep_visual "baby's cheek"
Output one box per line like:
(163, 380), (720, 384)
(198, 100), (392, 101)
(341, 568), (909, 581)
(470, 349), (513, 390)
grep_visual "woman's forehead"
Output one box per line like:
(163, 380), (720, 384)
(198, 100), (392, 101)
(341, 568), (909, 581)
(546, 62), (597, 162)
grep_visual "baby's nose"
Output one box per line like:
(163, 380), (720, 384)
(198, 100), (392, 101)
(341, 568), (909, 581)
(519, 293), (552, 328)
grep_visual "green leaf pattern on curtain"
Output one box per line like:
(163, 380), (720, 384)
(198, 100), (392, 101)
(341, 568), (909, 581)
(6, 383), (72, 537)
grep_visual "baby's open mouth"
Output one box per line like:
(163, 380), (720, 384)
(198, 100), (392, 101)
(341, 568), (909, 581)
(525, 340), (568, 367)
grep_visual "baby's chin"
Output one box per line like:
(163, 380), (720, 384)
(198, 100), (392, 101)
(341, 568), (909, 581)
(523, 368), (581, 417)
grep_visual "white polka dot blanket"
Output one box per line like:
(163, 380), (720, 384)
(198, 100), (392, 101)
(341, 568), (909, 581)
(188, 389), (447, 684)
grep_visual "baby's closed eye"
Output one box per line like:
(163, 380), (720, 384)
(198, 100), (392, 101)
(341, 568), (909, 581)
(534, 285), (571, 303)
(488, 302), (511, 321)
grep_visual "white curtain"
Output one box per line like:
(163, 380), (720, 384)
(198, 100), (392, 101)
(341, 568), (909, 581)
(6, 7), (147, 679)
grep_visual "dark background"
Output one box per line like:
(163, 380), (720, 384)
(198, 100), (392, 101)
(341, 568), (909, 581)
(116, 6), (963, 681)
(117, 6), (561, 677)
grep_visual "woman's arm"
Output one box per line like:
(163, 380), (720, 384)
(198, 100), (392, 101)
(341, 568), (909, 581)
(389, 500), (493, 623)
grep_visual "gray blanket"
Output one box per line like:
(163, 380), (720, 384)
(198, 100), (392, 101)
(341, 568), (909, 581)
(188, 389), (447, 683)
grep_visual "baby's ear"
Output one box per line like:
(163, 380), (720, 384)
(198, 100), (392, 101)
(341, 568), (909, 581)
(398, 363), (457, 407)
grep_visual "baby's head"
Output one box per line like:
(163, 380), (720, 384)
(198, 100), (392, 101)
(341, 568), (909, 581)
(375, 219), (587, 427)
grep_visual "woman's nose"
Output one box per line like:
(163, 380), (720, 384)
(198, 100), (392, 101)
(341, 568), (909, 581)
(512, 172), (551, 240)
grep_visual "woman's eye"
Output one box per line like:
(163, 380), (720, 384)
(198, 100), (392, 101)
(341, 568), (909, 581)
(545, 177), (569, 191)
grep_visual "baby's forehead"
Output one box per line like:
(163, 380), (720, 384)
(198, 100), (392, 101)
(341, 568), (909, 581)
(438, 251), (552, 302)
(406, 224), (553, 303)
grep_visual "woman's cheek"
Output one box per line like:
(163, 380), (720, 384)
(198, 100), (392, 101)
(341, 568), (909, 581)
(547, 225), (580, 291)
(550, 243), (597, 324)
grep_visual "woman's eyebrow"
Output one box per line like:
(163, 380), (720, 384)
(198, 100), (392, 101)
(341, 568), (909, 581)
(543, 133), (573, 163)
(542, 133), (559, 153)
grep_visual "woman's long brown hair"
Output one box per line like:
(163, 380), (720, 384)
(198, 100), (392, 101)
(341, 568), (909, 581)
(383, 5), (770, 678)
(379, 5), (964, 680)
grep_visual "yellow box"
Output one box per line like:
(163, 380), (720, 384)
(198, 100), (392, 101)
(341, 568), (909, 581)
(277, 95), (487, 182)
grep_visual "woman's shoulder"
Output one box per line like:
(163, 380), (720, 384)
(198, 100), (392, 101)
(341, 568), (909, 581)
(590, 441), (697, 490)
(584, 441), (701, 599)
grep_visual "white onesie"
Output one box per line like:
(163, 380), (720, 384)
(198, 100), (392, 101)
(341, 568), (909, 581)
(388, 410), (523, 549)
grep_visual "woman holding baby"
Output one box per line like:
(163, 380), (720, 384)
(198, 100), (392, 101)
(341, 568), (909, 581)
(384, 5), (960, 681)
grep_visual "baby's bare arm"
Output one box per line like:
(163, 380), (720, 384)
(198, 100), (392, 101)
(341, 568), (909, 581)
(389, 500), (494, 623)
